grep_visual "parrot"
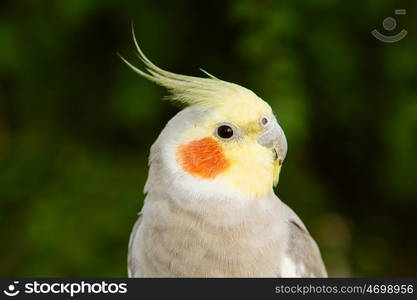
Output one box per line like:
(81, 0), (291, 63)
(120, 30), (327, 278)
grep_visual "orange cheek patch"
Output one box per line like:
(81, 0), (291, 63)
(177, 137), (230, 179)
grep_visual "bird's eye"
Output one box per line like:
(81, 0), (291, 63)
(260, 116), (269, 127)
(217, 125), (234, 139)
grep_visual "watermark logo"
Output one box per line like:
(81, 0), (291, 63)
(371, 9), (407, 43)
(2, 280), (127, 298)
(3, 281), (20, 297)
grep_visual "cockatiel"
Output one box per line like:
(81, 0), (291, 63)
(121, 31), (327, 278)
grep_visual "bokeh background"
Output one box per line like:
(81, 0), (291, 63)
(1, 0), (416, 277)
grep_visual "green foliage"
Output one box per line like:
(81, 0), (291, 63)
(0, 0), (416, 276)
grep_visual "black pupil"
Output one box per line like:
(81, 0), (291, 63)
(217, 125), (234, 139)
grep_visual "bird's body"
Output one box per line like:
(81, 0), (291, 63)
(128, 182), (326, 277)
(122, 32), (327, 277)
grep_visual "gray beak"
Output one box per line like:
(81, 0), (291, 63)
(258, 119), (287, 164)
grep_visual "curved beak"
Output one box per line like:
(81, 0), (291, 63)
(273, 135), (287, 166)
(257, 119), (287, 187)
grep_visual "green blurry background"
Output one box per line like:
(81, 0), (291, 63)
(1, 0), (416, 277)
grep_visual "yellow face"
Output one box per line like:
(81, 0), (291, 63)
(121, 39), (287, 198)
(176, 98), (283, 198)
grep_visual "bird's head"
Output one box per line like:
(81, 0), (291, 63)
(121, 34), (287, 199)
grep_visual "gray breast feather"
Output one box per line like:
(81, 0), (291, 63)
(128, 197), (328, 277)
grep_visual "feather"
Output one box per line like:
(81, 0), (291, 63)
(119, 24), (257, 108)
